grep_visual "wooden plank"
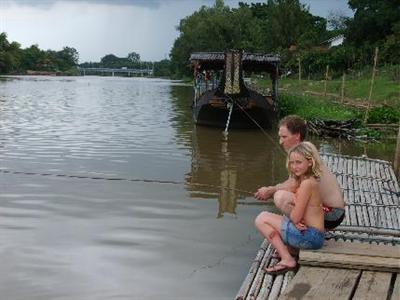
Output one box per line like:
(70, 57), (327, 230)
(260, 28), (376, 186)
(342, 170), (348, 190)
(348, 175), (354, 191)
(367, 205), (376, 227)
(255, 273), (274, 300)
(390, 207), (399, 229)
(303, 240), (400, 259)
(355, 204), (364, 227)
(278, 267), (359, 300)
(368, 159), (374, 178)
(335, 156), (340, 174)
(378, 206), (387, 228)
(235, 249), (265, 300)
(383, 163), (392, 181)
(347, 158), (353, 177)
(235, 242), (271, 300)
(363, 187), (372, 204)
(349, 204), (358, 226)
(353, 158), (358, 177)
(352, 271), (392, 300)
(344, 204), (350, 226)
(300, 251), (399, 272)
(359, 159), (366, 178)
(361, 205), (370, 227)
(380, 163), (389, 181)
(268, 274), (284, 300)
(246, 246), (274, 300)
(391, 273), (400, 300)
(336, 174), (343, 189)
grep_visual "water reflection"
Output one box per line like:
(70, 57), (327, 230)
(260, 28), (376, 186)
(186, 126), (288, 218)
(0, 76), (396, 300)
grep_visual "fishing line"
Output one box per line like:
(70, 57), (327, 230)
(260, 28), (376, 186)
(225, 95), (286, 157)
(0, 168), (257, 196)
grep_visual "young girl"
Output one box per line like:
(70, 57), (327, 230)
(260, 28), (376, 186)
(254, 142), (325, 275)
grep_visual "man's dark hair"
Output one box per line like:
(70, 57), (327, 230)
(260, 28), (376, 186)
(279, 115), (307, 141)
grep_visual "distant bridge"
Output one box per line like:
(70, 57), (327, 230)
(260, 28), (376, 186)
(78, 67), (153, 77)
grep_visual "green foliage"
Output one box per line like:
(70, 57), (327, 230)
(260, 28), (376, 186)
(366, 106), (400, 124)
(278, 93), (355, 120)
(169, 0), (325, 77)
(346, 0), (400, 48)
(0, 32), (79, 74)
(153, 59), (171, 77)
(127, 52), (140, 63)
(80, 52), (152, 70)
(355, 127), (382, 139)
(280, 64), (400, 108)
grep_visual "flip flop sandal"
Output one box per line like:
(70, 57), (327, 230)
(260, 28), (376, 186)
(272, 250), (280, 259)
(264, 262), (297, 276)
(272, 249), (299, 259)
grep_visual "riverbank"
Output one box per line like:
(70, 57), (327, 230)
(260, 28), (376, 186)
(251, 74), (399, 140)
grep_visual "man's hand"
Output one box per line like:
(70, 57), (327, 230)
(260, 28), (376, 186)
(254, 186), (276, 200)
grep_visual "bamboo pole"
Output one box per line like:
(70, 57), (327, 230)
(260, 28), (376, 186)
(324, 65), (329, 97)
(364, 47), (379, 125)
(298, 57), (301, 82)
(395, 124), (400, 180)
(341, 72), (346, 103)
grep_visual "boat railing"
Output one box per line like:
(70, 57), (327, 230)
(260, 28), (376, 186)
(194, 75), (220, 101)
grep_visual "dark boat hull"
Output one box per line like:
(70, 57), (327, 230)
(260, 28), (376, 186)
(193, 89), (275, 129)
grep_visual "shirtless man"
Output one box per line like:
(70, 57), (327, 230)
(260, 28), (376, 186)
(254, 115), (345, 230)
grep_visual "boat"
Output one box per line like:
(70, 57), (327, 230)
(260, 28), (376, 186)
(190, 50), (280, 129)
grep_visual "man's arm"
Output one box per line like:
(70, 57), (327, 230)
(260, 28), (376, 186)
(254, 177), (297, 200)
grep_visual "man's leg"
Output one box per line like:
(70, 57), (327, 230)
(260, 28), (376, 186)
(273, 190), (295, 216)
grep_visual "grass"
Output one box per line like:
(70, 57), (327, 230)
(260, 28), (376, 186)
(277, 93), (356, 121)
(254, 65), (400, 108)
(251, 66), (400, 139)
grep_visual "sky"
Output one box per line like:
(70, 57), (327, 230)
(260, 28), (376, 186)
(0, 0), (354, 63)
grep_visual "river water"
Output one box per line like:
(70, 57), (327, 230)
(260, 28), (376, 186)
(0, 76), (396, 300)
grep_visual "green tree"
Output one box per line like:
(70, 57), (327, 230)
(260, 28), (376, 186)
(153, 59), (171, 77)
(20, 44), (45, 70)
(170, 0), (233, 77)
(346, 0), (400, 47)
(0, 32), (22, 73)
(57, 47), (79, 66)
(100, 54), (120, 67)
(127, 51), (140, 63)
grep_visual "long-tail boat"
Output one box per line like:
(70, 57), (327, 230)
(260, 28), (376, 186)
(190, 50), (280, 129)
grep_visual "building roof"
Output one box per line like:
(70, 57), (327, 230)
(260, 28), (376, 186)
(190, 51), (280, 73)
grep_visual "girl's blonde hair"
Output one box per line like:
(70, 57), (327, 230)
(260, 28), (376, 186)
(286, 141), (322, 179)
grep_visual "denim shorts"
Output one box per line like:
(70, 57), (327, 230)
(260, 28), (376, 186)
(281, 216), (325, 250)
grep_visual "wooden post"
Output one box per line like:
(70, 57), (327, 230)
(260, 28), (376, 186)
(324, 65), (329, 97)
(298, 57), (302, 82)
(341, 72), (346, 103)
(364, 47), (379, 125)
(395, 125), (400, 180)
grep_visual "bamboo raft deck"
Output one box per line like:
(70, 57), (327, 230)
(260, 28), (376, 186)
(236, 153), (400, 300)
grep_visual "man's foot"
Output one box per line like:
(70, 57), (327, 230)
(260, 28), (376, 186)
(264, 262), (297, 275)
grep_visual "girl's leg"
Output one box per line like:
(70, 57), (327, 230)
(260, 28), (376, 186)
(254, 212), (297, 268)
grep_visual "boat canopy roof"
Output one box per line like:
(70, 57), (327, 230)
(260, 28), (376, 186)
(190, 51), (280, 74)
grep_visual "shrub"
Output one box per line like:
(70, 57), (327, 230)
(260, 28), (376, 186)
(366, 106), (400, 124)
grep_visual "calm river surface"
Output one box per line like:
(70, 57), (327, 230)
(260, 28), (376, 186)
(0, 76), (396, 300)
